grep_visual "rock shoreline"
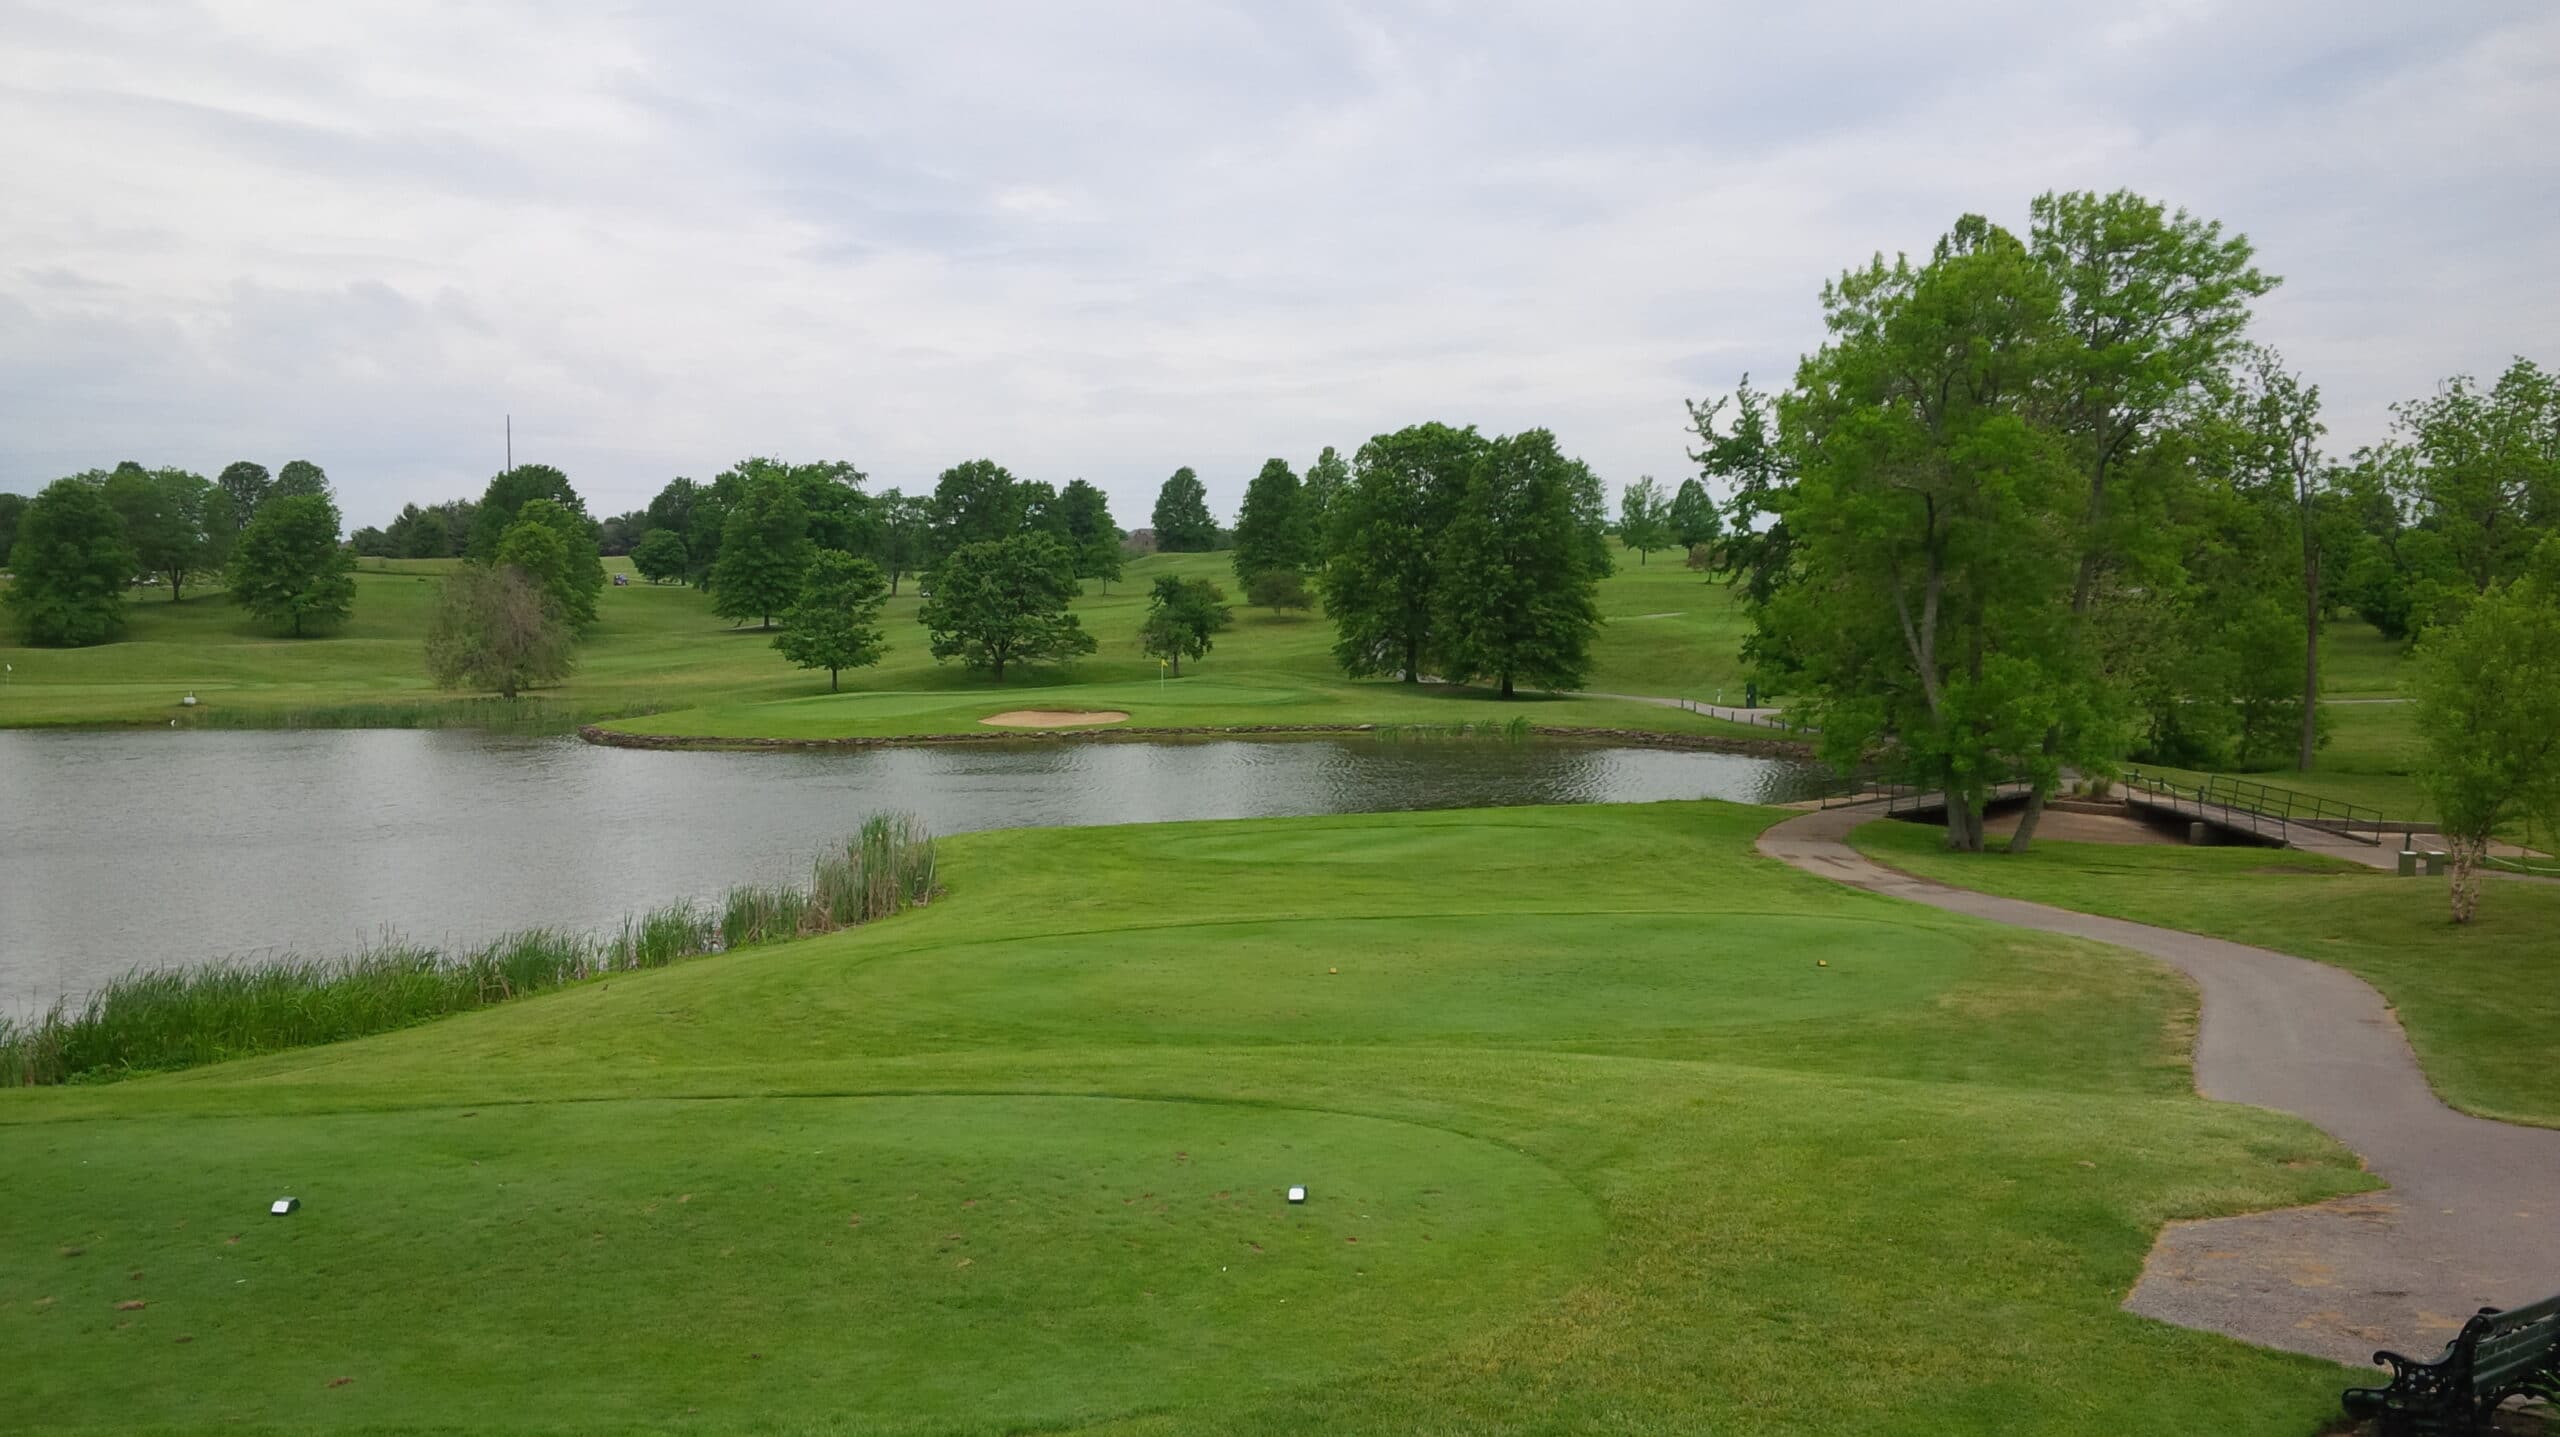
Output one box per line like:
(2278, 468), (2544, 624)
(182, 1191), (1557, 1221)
(576, 721), (1818, 761)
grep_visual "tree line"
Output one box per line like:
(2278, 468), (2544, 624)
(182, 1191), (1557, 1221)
(1695, 187), (2559, 900)
(3, 459), (353, 643)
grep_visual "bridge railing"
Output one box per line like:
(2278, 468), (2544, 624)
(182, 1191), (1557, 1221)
(2121, 770), (2397, 847)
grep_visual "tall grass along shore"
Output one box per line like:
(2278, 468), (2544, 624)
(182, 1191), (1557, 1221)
(0, 813), (937, 1086)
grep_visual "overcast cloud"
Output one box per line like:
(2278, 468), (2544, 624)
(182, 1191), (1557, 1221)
(2, 1), (2553, 528)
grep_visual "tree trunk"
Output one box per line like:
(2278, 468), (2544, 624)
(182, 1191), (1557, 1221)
(2007, 786), (2047, 854)
(1403, 635), (1418, 683)
(1170, 653), (1181, 677)
(830, 668), (840, 692)
(992, 655), (1006, 682)
(1945, 797), (1985, 853)
(2299, 547), (2321, 771)
(1500, 673), (1515, 699)
(2447, 832), (2486, 924)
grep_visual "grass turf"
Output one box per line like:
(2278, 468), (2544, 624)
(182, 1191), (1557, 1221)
(0, 550), (1768, 739)
(2, 802), (2371, 1434)
(1849, 818), (2560, 1129)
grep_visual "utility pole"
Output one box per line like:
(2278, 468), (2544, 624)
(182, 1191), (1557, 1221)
(506, 414), (512, 471)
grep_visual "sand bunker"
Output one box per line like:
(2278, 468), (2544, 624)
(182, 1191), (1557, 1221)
(979, 709), (1132, 729)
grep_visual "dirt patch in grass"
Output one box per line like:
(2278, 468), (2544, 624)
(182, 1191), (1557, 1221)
(979, 709), (1132, 729)
(1982, 809), (2179, 846)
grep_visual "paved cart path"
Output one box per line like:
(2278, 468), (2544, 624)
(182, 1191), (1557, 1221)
(1759, 803), (2560, 1367)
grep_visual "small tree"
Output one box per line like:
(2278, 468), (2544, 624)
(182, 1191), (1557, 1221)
(2411, 569), (2560, 923)
(1151, 467), (1218, 552)
(230, 494), (356, 636)
(631, 528), (689, 584)
(4, 477), (136, 646)
(918, 533), (1096, 680)
(774, 550), (890, 691)
(712, 474), (813, 628)
(1138, 575), (1232, 676)
(425, 563), (575, 698)
(1245, 568), (1312, 613)
(1617, 475), (1673, 564)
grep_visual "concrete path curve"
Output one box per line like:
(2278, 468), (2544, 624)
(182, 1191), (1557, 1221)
(1758, 803), (2560, 1366)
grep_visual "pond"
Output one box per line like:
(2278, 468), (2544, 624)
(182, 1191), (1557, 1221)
(0, 730), (1830, 1015)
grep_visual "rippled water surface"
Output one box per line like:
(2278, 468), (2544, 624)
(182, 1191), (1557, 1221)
(0, 730), (1828, 1012)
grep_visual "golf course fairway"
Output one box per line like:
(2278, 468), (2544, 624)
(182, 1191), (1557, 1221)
(2, 802), (2374, 1434)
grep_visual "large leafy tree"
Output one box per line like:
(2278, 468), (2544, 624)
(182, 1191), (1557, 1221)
(383, 500), (474, 559)
(272, 459), (332, 503)
(775, 549), (891, 691)
(782, 459), (871, 555)
(4, 477), (136, 646)
(2411, 561), (2560, 923)
(918, 533), (1095, 680)
(1301, 445), (1348, 541)
(1616, 476), (1673, 565)
(1690, 376), (1794, 609)
(1440, 429), (1606, 697)
(0, 492), (25, 569)
(1056, 479), (1123, 590)
(470, 464), (587, 561)
(712, 474), (813, 629)
(869, 488), (931, 595)
(230, 493), (355, 637)
(2004, 189), (2274, 846)
(1669, 478), (1721, 551)
(2376, 356), (2559, 603)
(495, 498), (605, 629)
(1232, 458), (1315, 586)
(1320, 423), (1480, 681)
(1137, 575), (1231, 676)
(216, 462), (272, 530)
(425, 563), (575, 699)
(1769, 216), (2086, 852)
(1150, 466), (1217, 552)
(104, 465), (231, 602)
(927, 459), (1026, 567)
(2216, 347), (2333, 770)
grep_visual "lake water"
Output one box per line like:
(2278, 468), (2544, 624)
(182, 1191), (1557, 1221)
(0, 730), (1829, 1015)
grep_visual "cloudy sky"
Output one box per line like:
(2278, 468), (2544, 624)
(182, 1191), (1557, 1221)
(2, 2), (2553, 529)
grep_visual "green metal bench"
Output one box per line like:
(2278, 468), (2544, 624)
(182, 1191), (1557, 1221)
(2341, 1292), (2560, 1434)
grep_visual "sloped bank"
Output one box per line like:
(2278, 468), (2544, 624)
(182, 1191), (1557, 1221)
(576, 720), (1820, 761)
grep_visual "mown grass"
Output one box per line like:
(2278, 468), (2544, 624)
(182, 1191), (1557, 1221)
(0, 816), (936, 1086)
(0, 802), (2373, 1433)
(0, 551), (1785, 744)
(1849, 818), (2560, 1128)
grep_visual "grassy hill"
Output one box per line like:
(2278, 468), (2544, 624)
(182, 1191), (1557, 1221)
(0, 550), (1765, 736)
(0, 802), (2367, 1433)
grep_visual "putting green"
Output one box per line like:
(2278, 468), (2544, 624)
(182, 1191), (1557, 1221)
(0, 1095), (1602, 1432)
